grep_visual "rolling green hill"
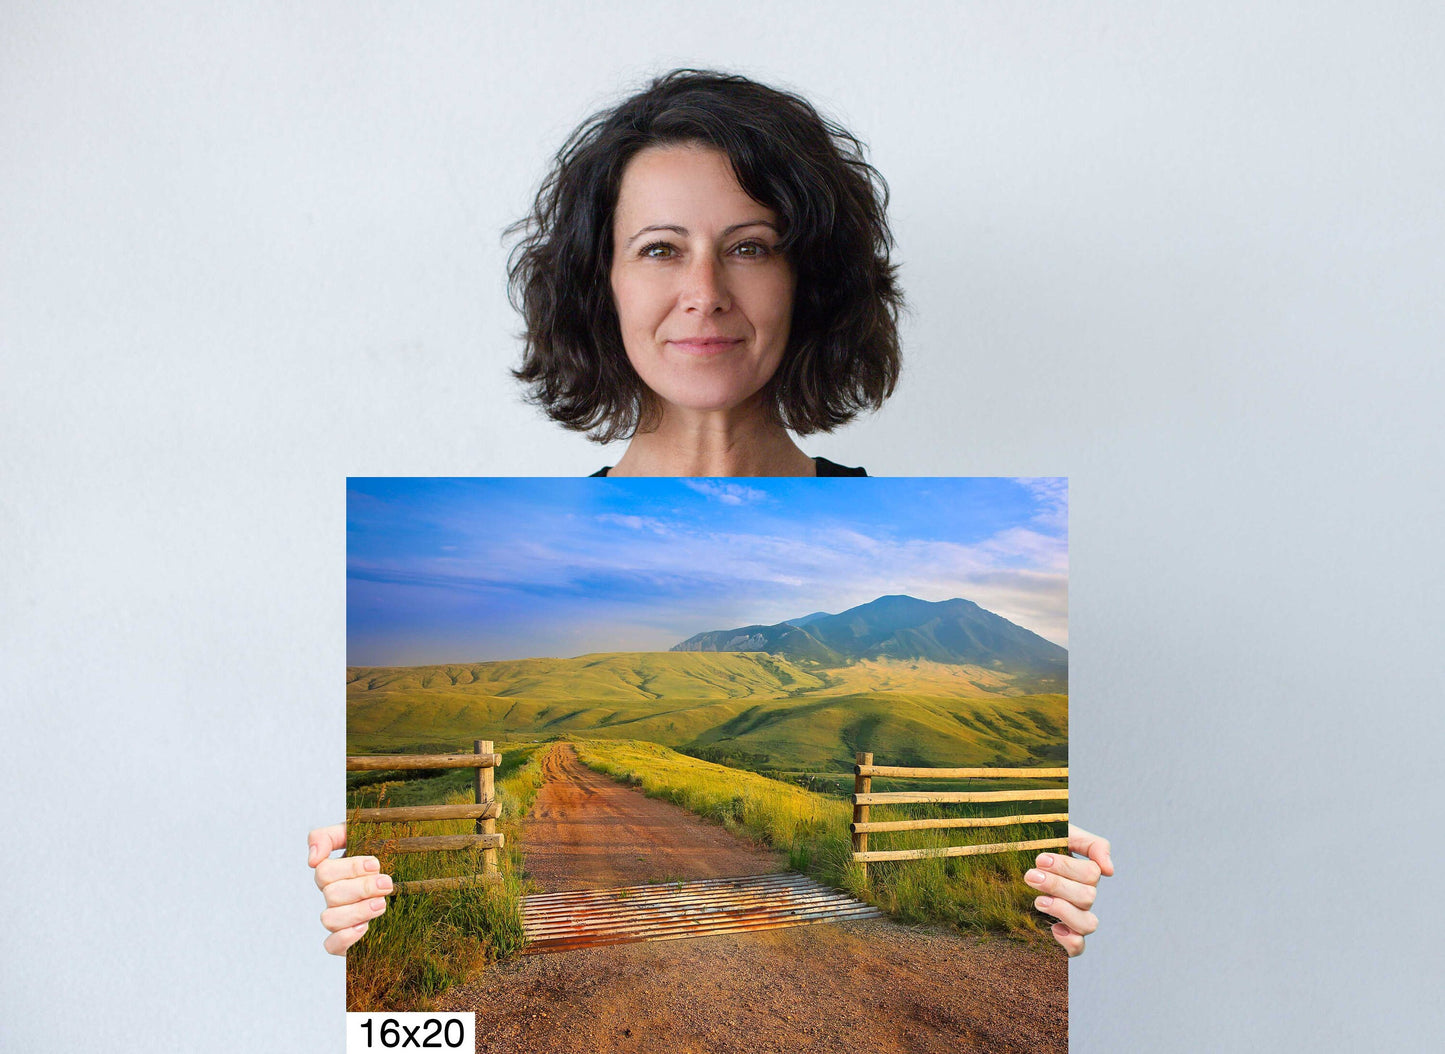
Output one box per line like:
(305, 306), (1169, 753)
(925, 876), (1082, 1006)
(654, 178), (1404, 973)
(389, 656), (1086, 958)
(347, 651), (1067, 773)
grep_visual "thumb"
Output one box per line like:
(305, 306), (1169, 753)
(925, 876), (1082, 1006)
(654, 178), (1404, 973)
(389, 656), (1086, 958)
(307, 823), (347, 868)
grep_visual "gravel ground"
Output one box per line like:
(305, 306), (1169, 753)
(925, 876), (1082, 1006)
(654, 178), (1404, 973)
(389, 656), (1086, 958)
(439, 920), (1066, 1053)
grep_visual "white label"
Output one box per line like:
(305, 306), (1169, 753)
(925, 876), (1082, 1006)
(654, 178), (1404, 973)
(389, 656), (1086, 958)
(346, 1013), (475, 1052)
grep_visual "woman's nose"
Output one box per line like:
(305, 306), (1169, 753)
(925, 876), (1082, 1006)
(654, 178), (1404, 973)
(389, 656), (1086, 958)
(678, 255), (731, 314)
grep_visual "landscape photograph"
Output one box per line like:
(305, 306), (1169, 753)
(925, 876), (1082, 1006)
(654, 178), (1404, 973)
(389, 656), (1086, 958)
(345, 476), (1070, 1052)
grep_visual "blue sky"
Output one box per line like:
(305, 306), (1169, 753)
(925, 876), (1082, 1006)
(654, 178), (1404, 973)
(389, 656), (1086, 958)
(347, 477), (1068, 666)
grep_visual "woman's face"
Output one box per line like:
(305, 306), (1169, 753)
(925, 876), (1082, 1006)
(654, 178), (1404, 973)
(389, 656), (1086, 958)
(609, 143), (795, 421)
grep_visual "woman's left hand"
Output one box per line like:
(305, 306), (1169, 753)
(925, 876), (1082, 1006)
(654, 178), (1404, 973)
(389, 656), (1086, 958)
(1027, 823), (1114, 956)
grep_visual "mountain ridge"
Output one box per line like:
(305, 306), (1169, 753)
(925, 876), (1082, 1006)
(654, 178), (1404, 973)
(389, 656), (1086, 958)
(671, 593), (1066, 688)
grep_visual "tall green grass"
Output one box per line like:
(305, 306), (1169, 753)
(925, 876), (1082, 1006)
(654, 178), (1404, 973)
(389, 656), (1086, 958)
(573, 739), (1063, 945)
(344, 742), (551, 1010)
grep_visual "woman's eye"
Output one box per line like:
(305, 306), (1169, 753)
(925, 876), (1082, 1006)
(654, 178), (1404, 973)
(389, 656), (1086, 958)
(640, 242), (676, 259)
(731, 241), (770, 258)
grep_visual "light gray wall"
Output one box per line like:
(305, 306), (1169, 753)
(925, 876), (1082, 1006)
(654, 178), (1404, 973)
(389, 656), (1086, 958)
(3, 3), (1441, 1050)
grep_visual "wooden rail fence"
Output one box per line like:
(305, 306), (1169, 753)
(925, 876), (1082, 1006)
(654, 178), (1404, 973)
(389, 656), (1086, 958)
(345, 738), (504, 894)
(850, 751), (1069, 883)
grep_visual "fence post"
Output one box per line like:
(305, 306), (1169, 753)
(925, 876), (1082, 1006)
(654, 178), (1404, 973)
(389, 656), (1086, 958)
(476, 739), (498, 875)
(852, 751), (872, 886)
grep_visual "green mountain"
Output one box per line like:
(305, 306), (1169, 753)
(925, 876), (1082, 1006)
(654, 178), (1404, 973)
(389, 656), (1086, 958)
(672, 594), (1067, 689)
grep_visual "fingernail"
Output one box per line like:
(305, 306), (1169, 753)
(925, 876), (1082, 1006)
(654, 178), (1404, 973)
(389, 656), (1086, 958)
(377, 876), (393, 893)
(355, 922), (369, 935)
(370, 898), (386, 912)
(364, 857), (380, 872)
(308, 847), (317, 865)
(1036, 896), (1053, 908)
(1038, 854), (1055, 868)
(1026, 869), (1045, 885)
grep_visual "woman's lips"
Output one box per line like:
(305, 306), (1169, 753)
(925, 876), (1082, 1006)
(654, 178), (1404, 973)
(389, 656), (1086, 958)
(667, 337), (744, 355)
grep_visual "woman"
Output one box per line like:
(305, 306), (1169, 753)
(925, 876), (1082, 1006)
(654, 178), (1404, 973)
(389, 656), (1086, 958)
(312, 69), (1113, 957)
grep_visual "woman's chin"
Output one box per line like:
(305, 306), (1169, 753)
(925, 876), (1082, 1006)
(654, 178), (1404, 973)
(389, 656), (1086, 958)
(653, 388), (770, 420)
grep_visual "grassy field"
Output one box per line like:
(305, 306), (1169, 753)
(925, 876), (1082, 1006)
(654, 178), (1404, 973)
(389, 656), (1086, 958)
(347, 653), (1066, 774)
(343, 741), (552, 1011)
(572, 738), (1066, 944)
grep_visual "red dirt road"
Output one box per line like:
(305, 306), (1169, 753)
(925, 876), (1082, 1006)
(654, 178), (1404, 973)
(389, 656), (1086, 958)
(436, 743), (1067, 1053)
(520, 743), (788, 891)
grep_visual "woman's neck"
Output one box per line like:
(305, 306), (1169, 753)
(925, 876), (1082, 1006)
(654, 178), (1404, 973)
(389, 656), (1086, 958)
(607, 403), (816, 477)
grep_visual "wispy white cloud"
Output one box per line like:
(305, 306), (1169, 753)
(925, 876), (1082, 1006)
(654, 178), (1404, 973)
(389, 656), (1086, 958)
(596, 513), (672, 534)
(681, 479), (768, 506)
(1015, 477), (1068, 533)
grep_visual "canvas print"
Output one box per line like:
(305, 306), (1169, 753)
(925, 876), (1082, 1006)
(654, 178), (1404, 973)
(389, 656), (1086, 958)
(345, 476), (1069, 1051)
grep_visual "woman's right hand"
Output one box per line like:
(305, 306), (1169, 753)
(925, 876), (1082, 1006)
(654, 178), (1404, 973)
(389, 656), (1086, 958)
(308, 823), (392, 955)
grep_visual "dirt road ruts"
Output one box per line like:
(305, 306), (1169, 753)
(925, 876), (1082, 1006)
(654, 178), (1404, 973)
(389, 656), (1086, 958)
(520, 742), (788, 891)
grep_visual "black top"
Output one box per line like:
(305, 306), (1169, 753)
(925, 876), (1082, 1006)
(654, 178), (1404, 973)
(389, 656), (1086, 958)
(590, 456), (866, 478)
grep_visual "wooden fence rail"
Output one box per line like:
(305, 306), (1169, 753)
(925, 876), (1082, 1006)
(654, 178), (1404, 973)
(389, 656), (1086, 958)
(850, 751), (1068, 882)
(345, 752), (503, 771)
(345, 738), (504, 894)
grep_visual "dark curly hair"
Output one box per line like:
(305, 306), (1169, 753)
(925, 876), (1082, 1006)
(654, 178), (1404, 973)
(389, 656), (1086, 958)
(508, 69), (903, 443)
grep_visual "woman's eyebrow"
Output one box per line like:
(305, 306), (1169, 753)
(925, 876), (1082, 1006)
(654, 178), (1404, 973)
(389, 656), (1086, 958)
(723, 220), (779, 237)
(624, 223), (687, 246)
(624, 220), (778, 247)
